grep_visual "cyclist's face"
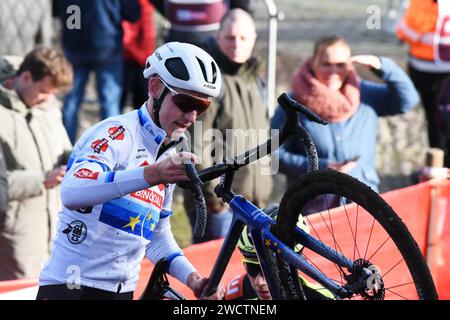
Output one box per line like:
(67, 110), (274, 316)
(245, 263), (271, 300)
(312, 43), (351, 91)
(148, 78), (208, 138)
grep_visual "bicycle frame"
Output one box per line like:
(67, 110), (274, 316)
(201, 190), (355, 299)
(183, 94), (360, 299)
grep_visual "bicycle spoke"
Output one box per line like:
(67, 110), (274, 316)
(308, 199), (345, 284)
(385, 281), (415, 290)
(315, 196), (346, 262)
(385, 288), (409, 300)
(302, 254), (345, 285)
(353, 204), (361, 260)
(342, 200), (362, 260)
(367, 235), (391, 262)
(302, 217), (346, 283)
(363, 217), (376, 260)
(382, 257), (405, 279)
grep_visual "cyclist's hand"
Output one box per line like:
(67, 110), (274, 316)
(143, 151), (198, 186)
(187, 272), (225, 300)
(44, 165), (66, 189)
(351, 55), (382, 70)
(328, 160), (357, 173)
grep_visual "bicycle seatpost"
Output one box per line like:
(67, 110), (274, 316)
(176, 136), (207, 238)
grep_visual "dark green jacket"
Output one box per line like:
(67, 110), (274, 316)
(184, 38), (273, 216)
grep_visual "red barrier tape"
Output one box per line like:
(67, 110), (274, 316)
(0, 179), (447, 300)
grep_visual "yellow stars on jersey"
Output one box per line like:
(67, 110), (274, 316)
(123, 215), (141, 231)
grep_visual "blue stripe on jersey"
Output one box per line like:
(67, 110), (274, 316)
(66, 153), (75, 171)
(138, 108), (147, 126)
(99, 199), (160, 240)
(75, 158), (110, 172)
(160, 210), (173, 219)
(105, 172), (115, 183)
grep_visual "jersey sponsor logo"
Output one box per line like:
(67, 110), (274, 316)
(88, 155), (101, 160)
(76, 206), (93, 214)
(157, 184), (165, 191)
(130, 189), (163, 209)
(63, 220), (87, 244)
(139, 160), (150, 167)
(91, 138), (109, 153)
(73, 168), (100, 180)
(225, 274), (244, 300)
(136, 148), (148, 160)
(136, 153), (148, 160)
(108, 125), (126, 141)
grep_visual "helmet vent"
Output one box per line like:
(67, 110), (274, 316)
(196, 57), (208, 83)
(165, 58), (190, 81)
(211, 61), (217, 83)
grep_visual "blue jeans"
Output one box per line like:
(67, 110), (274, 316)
(63, 58), (123, 143)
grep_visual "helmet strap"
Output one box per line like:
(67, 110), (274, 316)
(152, 86), (170, 128)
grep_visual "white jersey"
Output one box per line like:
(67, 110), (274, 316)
(39, 105), (196, 293)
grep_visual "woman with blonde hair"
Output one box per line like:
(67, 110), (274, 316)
(271, 35), (419, 210)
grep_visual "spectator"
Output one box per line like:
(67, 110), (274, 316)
(396, 0), (450, 150)
(151, 0), (254, 47)
(183, 8), (273, 243)
(271, 35), (419, 210)
(0, 48), (73, 280)
(0, 0), (52, 56)
(121, 0), (157, 112)
(0, 144), (7, 215)
(54, 0), (140, 143)
(437, 76), (450, 167)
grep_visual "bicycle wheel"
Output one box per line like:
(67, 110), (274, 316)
(272, 169), (438, 300)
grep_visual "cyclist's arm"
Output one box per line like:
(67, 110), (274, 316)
(145, 215), (196, 286)
(361, 57), (419, 116)
(60, 122), (150, 210)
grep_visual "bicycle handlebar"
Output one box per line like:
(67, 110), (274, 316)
(277, 93), (328, 125)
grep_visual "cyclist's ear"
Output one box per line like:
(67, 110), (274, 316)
(148, 76), (164, 99)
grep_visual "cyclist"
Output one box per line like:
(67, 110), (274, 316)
(36, 42), (224, 300)
(225, 211), (335, 300)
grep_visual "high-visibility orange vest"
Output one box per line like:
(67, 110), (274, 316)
(396, 0), (439, 61)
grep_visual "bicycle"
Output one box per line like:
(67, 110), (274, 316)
(141, 93), (438, 300)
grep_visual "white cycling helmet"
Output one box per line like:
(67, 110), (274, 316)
(143, 42), (222, 98)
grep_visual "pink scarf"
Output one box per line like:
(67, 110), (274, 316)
(291, 59), (361, 122)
